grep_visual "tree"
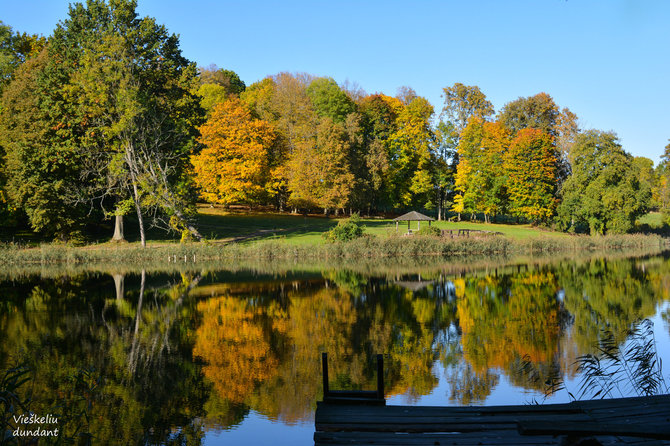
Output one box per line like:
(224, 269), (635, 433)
(498, 92), (559, 136)
(452, 118), (510, 222)
(306, 77), (355, 124)
(358, 94), (403, 211)
(286, 117), (354, 212)
(658, 141), (670, 219)
(440, 83), (494, 134)
(193, 98), (274, 206)
(555, 107), (580, 180)
(386, 97), (437, 209)
(0, 21), (46, 93)
(38, 0), (204, 244)
(0, 50), (89, 239)
(196, 66), (246, 115)
(504, 129), (558, 222)
(557, 130), (650, 234)
(198, 64), (246, 95)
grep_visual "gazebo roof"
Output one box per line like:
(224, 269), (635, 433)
(392, 211), (435, 222)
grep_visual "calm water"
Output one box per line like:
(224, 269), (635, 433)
(1, 252), (670, 445)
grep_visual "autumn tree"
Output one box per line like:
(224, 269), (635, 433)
(452, 118), (510, 222)
(193, 98), (275, 206)
(557, 130), (650, 234)
(358, 94), (403, 212)
(386, 97), (437, 209)
(439, 83), (494, 220)
(658, 141), (670, 220)
(504, 129), (558, 222)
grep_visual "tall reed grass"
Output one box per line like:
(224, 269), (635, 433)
(0, 233), (666, 267)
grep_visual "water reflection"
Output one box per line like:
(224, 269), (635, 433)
(1, 252), (669, 445)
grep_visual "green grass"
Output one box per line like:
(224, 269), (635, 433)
(195, 206), (572, 245)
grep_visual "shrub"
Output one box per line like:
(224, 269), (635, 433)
(323, 214), (365, 243)
(417, 225), (441, 236)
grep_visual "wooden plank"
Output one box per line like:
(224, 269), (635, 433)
(315, 431), (565, 445)
(518, 420), (670, 440)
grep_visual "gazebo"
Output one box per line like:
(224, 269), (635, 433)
(393, 211), (435, 233)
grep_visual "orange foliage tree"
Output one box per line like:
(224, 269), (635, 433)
(192, 98), (275, 206)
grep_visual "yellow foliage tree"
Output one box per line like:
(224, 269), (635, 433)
(192, 98), (275, 205)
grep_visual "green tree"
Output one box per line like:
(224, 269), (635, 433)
(196, 65), (246, 114)
(358, 94), (403, 212)
(440, 83), (494, 134)
(198, 64), (246, 95)
(306, 77), (355, 124)
(498, 92), (559, 136)
(557, 130), (650, 234)
(0, 50), (89, 239)
(41, 0), (204, 244)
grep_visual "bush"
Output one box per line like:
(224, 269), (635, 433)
(323, 214), (365, 243)
(417, 225), (441, 236)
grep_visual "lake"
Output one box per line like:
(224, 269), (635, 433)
(1, 251), (669, 445)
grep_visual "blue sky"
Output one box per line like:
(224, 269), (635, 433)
(3, 0), (669, 163)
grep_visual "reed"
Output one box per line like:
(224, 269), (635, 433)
(0, 232), (666, 267)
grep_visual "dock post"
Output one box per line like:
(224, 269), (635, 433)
(376, 354), (384, 400)
(322, 352), (329, 397)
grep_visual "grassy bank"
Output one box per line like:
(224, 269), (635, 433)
(0, 231), (666, 268)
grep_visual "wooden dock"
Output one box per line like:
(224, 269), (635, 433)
(314, 394), (670, 445)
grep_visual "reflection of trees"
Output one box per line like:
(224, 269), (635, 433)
(454, 271), (561, 392)
(559, 258), (664, 353)
(3, 253), (669, 441)
(193, 278), (457, 422)
(0, 272), (207, 445)
(193, 296), (278, 403)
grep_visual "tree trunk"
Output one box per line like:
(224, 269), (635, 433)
(113, 274), (125, 301)
(128, 269), (145, 374)
(131, 178), (146, 248)
(112, 214), (125, 242)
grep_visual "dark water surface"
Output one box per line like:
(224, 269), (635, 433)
(1, 252), (669, 445)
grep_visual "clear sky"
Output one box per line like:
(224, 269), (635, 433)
(3, 0), (669, 163)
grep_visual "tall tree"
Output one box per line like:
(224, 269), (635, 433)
(504, 129), (558, 222)
(386, 96), (437, 209)
(358, 94), (403, 211)
(497, 92), (559, 136)
(452, 118), (510, 222)
(440, 83), (494, 134)
(557, 130), (650, 234)
(43, 0), (204, 244)
(306, 77), (355, 124)
(0, 50), (88, 239)
(193, 98), (274, 206)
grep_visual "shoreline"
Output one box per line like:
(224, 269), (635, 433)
(0, 233), (666, 269)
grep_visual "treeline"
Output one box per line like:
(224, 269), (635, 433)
(1, 0), (669, 244)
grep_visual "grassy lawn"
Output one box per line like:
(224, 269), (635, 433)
(195, 205), (570, 245)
